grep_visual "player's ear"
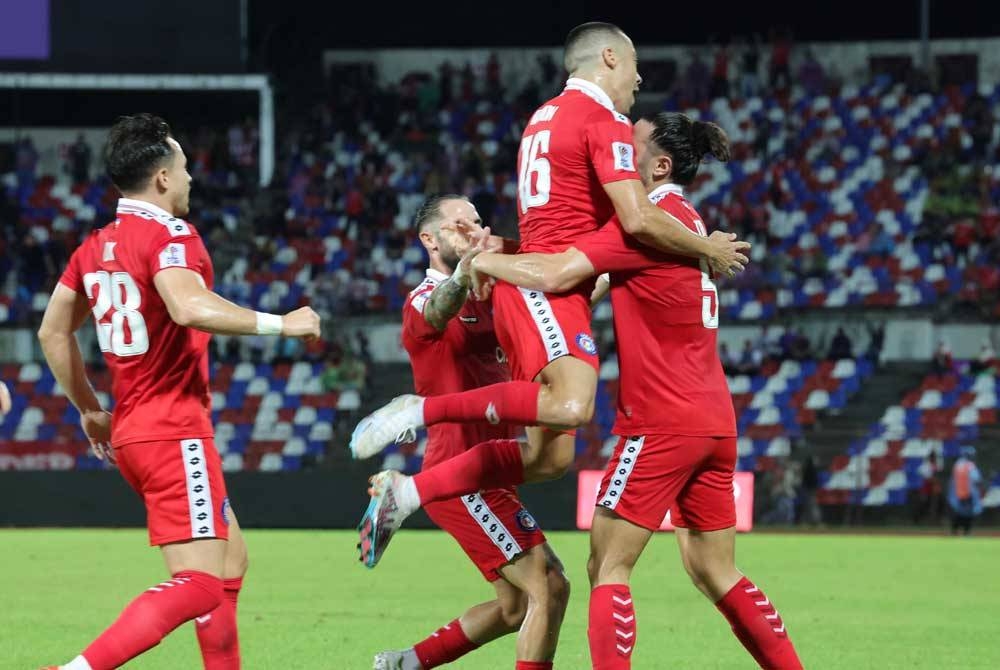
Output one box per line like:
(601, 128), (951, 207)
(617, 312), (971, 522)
(602, 46), (617, 69)
(418, 229), (437, 253)
(655, 154), (672, 180)
(153, 166), (170, 194)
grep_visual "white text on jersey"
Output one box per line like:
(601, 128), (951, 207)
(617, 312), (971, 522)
(529, 105), (559, 126)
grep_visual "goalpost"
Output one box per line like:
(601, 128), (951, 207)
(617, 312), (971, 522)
(0, 73), (274, 186)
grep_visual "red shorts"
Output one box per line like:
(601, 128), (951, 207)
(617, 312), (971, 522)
(425, 488), (547, 581)
(491, 281), (599, 382)
(116, 437), (231, 546)
(597, 434), (737, 532)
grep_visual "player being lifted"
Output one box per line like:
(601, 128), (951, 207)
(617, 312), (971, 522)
(353, 22), (749, 560)
(471, 114), (804, 669)
(369, 196), (569, 670)
(38, 114), (320, 670)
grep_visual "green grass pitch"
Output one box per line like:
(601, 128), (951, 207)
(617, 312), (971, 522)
(3, 528), (997, 669)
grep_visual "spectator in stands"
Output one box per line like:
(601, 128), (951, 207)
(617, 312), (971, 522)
(738, 35), (762, 98)
(828, 327), (853, 360)
(797, 454), (822, 526)
(710, 40), (730, 99)
(321, 350), (368, 394)
(64, 133), (92, 185)
(720, 342), (738, 375)
(790, 328), (812, 361)
(273, 336), (304, 366)
(222, 337), (241, 365)
(948, 447), (983, 535)
(866, 323), (885, 367)
(932, 340), (954, 376)
(797, 48), (826, 97)
(737, 339), (763, 375)
(681, 50), (710, 104)
(768, 28), (792, 91)
(912, 450), (943, 525)
(970, 339), (997, 375)
(15, 137), (37, 187)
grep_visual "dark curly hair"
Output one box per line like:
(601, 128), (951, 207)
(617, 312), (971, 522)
(104, 113), (175, 193)
(647, 112), (731, 185)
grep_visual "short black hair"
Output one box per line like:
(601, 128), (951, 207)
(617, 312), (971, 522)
(414, 194), (468, 233)
(646, 112), (731, 186)
(104, 113), (175, 193)
(564, 22), (626, 72)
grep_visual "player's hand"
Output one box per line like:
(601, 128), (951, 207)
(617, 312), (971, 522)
(706, 231), (751, 278)
(81, 409), (115, 466)
(282, 306), (321, 340)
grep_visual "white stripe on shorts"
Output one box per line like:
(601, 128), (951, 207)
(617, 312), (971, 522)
(598, 436), (646, 510)
(461, 493), (523, 560)
(180, 439), (216, 539)
(518, 287), (569, 363)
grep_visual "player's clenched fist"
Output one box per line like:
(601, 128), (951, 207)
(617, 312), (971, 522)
(705, 231), (751, 278)
(281, 306), (321, 339)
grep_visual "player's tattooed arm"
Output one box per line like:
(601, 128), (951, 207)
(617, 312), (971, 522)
(423, 227), (492, 331)
(423, 273), (472, 332)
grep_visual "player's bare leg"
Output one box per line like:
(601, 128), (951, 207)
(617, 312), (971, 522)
(586, 507), (652, 669)
(374, 544), (568, 669)
(496, 544), (570, 666)
(676, 527), (803, 669)
(195, 510), (248, 670)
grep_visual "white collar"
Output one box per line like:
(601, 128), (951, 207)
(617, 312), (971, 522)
(116, 197), (175, 219)
(426, 268), (450, 282)
(564, 77), (615, 112)
(648, 183), (684, 202)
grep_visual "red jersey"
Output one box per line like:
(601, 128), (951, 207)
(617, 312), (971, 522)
(401, 269), (516, 469)
(575, 184), (736, 437)
(516, 78), (640, 256)
(59, 198), (215, 447)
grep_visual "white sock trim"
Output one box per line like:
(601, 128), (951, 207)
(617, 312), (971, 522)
(413, 398), (427, 428)
(62, 656), (94, 670)
(398, 476), (421, 516)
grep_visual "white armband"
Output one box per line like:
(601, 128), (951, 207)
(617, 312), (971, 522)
(255, 312), (283, 336)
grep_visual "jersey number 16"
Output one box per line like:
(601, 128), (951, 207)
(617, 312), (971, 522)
(518, 130), (551, 213)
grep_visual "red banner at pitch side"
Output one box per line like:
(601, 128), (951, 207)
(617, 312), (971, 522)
(576, 470), (755, 531)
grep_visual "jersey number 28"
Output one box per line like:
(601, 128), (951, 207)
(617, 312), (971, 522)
(83, 271), (150, 356)
(518, 130), (551, 213)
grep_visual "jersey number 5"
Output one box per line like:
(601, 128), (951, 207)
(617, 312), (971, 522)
(83, 271), (150, 356)
(693, 220), (720, 329)
(518, 130), (551, 213)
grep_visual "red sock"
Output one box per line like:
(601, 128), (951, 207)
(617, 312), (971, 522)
(515, 661), (553, 669)
(413, 439), (524, 505)
(423, 381), (540, 426)
(412, 619), (479, 668)
(81, 571), (223, 670)
(715, 576), (803, 670)
(588, 584), (636, 670)
(196, 576), (243, 670)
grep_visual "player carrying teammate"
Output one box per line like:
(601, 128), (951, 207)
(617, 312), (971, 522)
(463, 113), (804, 669)
(368, 195), (569, 670)
(38, 114), (320, 670)
(353, 22), (749, 556)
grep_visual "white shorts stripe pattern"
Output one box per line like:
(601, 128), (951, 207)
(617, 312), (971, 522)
(179, 439), (216, 539)
(518, 287), (568, 363)
(461, 493), (523, 560)
(597, 436), (646, 510)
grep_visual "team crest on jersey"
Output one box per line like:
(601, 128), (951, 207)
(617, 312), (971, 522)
(612, 142), (636, 171)
(576, 333), (598, 356)
(516, 509), (539, 532)
(220, 497), (231, 527)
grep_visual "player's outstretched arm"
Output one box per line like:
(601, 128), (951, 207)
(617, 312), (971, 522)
(154, 268), (320, 338)
(603, 180), (750, 277)
(38, 284), (113, 460)
(470, 247), (596, 295)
